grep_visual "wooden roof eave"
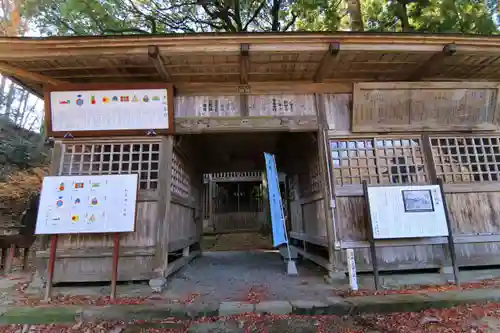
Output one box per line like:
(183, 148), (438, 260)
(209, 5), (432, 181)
(3, 32), (500, 96)
(3, 33), (500, 60)
(3, 32), (500, 47)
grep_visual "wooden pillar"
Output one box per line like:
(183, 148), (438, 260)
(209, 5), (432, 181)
(39, 142), (63, 251)
(208, 175), (214, 232)
(314, 93), (341, 276)
(154, 136), (174, 275)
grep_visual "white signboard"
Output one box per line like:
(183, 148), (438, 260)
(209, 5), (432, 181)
(35, 174), (138, 235)
(366, 185), (449, 239)
(50, 89), (169, 132)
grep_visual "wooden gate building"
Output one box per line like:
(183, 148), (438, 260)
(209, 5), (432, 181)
(2, 33), (500, 284)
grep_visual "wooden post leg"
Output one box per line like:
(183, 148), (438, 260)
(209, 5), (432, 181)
(44, 235), (58, 302)
(438, 179), (460, 285)
(182, 246), (190, 257)
(111, 233), (120, 300)
(0, 248), (6, 271)
(4, 244), (15, 274)
(22, 248), (30, 271)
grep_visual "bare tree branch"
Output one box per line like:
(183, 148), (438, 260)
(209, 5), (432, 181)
(282, 12), (298, 31)
(243, 0), (266, 31)
(201, 3), (237, 32)
(102, 27), (150, 34)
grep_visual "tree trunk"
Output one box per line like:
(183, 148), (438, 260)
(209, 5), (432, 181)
(346, 0), (364, 31)
(394, 1), (412, 32)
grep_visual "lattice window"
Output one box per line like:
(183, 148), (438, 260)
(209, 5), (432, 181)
(249, 94), (316, 116)
(60, 142), (160, 190)
(331, 139), (376, 185)
(430, 135), (500, 183)
(330, 137), (428, 185)
(171, 151), (191, 197)
(175, 95), (240, 117)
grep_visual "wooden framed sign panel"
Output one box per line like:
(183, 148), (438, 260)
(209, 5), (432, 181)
(44, 83), (175, 137)
(361, 180), (459, 290)
(366, 184), (449, 239)
(35, 174), (139, 235)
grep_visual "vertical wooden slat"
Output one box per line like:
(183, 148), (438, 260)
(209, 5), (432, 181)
(155, 136), (174, 273)
(51, 141), (63, 176)
(208, 175), (214, 229)
(422, 134), (438, 183)
(315, 93), (337, 274)
(240, 94), (249, 117)
(39, 141), (64, 250)
(118, 143), (123, 174)
(494, 87), (500, 126)
(373, 137), (383, 183)
(89, 144), (95, 175)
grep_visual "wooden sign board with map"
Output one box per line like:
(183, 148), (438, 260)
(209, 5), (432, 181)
(44, 83), (175, 137)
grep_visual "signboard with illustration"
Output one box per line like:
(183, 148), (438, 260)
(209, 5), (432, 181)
(44, 83), (174, 137)
(35, 174), (138, 235)
(366, 184), (448, 239)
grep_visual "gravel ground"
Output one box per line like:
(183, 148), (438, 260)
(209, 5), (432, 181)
(163, 251), (331, 303)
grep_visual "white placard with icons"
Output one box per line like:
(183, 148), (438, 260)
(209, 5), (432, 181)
(35, 174), (138, 235)
(366, 184), (449, 239)
(50, 89), (169, 131)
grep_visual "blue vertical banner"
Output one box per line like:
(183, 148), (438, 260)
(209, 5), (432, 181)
(264, 152), (287, 247)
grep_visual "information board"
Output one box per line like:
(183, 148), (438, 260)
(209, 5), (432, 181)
(366, 184), (449, 239)
(35, 174), (138, 235)
(50, 88), (170, 132)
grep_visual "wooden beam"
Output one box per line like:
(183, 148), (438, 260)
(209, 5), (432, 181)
(8, 76), (42, 97)
(176, 81), (353, 95)
(148, 45), (171, 81)
(0, 62), (67, 86)
(407, 43), (457, 81)
(240, 43), (250, 85)
(239, 44), (250, 116)
(313, 43), (340, 83)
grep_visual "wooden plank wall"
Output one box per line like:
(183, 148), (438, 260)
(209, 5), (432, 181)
(352, 82), (499, 132)
(284, 134), (328, 247)
(168, 147), (202, 253)
(325, 82), (500, 272)
(36, 137), (165, 283)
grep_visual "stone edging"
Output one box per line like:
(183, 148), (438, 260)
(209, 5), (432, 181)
(1, 289), (500, 324)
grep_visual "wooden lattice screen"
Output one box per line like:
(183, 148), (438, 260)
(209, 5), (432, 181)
(430, 135), (500, 183)
(171, 151), (191, 197)
(59, 141), (161, 190)
(330, 137), (428, 185)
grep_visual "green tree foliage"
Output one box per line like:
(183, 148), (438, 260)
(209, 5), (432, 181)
(19, 0), (500, 36)
(362, 0), (498, 33)
(24, 0), (306, 35)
